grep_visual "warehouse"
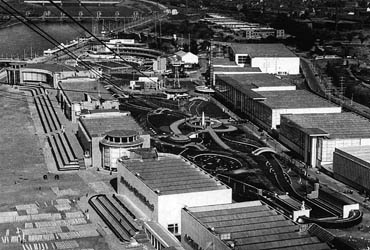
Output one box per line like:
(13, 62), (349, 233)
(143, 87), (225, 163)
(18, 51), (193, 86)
(77, 111), (150, 170)
(214, 76), (341, 130)
(181, 201), (331, 250)
(279, 112), (370, 168)
(117, 153), (232, 236)
(333, 146), (370, 192)
(229, 43), (300, 74)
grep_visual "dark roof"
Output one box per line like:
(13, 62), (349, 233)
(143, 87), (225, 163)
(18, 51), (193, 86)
(230, 43), (297, 58)
(216, 74), (293, 88)
(282, 112), (370, 139)
(124, 154), (229, 195)
(59, 80), (114, 103)
(187, 201), (331, 250)
(213, 58), (237, 66)
(260, 90), (340, 109)
(80, 115), (143, 137)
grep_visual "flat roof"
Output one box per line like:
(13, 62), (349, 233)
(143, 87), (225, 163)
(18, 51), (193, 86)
(124, 154), (229, 195)
(80, 115), (143, 137)
(213, 58), (238, 66)
(59, 79), (114, 103)
(24, 63), (85, 73)
(214, 67), (261, 73)
(216, 74), (293, 88)
(282, 112), (370, 139)
(186, 201), (330, 250)
(336, 146), (370, 163)
(230, 43), (297, 58)
(260, 90), (339, 109)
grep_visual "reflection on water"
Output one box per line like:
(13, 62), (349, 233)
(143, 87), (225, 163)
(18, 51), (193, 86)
(0, 22), (91, 57)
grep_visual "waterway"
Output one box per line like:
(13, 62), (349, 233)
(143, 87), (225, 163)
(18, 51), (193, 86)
(0, 0), (161, 58)
(0, 22), (89, 57)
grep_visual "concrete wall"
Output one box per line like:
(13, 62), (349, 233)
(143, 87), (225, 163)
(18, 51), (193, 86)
(333, 148), (370, 191)
(271, 107), (342, 129)
(158, 189), (232, 235)
(251, 57), (300, 75)
(117, 164), (157, 221)
(321, 138), (370, 164)
(76, 121), (91, 160)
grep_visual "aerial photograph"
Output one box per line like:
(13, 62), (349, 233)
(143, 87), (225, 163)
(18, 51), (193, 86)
(2, 0), (370, 249)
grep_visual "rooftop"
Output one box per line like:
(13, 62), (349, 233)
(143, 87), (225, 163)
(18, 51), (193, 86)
(59, 79), (114, 103)
(24, 63), (85, 73)
(123, 154), (229, 195)
(217, 74), (293, 88)
(260, 90), (339, 109)
(230, 43), (297, 58)
(186, 201), (330, 250)
(80, 115), (143, 137)
(336, 146), (370, 164)
(214, 67), (262, 73)
(282, 112), (370, 139)
(213, 58), (238, 66)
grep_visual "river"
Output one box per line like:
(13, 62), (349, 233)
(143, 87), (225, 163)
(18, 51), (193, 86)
(0, 0), (161, 58)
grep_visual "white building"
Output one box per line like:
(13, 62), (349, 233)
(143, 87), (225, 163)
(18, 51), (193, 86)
(333, 146), (370, 192)
(279, 112), (370, 168)
(229, 43), (300, 75)
(214, 75), (341, 131)
(117, 153), (232, 236)
(175, 51), (199, 65)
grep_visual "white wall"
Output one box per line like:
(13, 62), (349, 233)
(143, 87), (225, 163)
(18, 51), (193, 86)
(157, 189), (232, 235)
(251, 57), (300, 75)
(271, 107), (342, 129)
(321, 138), (370, 164)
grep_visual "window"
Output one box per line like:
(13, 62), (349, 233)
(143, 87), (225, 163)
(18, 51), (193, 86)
(167, 223), (179, 235)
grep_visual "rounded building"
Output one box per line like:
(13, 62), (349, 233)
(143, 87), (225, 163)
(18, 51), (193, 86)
(100, 130), (144, 171)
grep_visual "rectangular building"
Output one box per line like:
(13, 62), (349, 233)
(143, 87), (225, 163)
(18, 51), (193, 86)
(333, 146), (370, 192)
(214, 75), (340, 130)
(57, 78), (119, 122)
(229, 43), (300, 74)
(117, 153), (232, 236)
(181, 201), (331, 250)
(279, 113), (370, 168)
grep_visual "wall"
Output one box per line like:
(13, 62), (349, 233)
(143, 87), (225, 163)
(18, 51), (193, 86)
(92, 136), (102, 169)
(251, 57), (300, 75)
(157, 189), (232, 235)
(333, 149), (370, 191)
(321, 138), (370, 164)
(271, 107), (342, 129)
(76, 121), (91, 159)
(117, 164), (158, 221)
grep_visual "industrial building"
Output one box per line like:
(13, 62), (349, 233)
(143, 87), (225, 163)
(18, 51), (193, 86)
(212, 66), (262, 86)
(214, 75), (341, 130)
(333, 146), (370, 192)
(181, 201), (332, 250)
(229, 43), (300, 74)
(279, 112), (370, 168)
(76, 111), (150, 170)
(117, 153), (232, 236)
(6, 63), (99, 87)
(57, 78), (119, 122)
